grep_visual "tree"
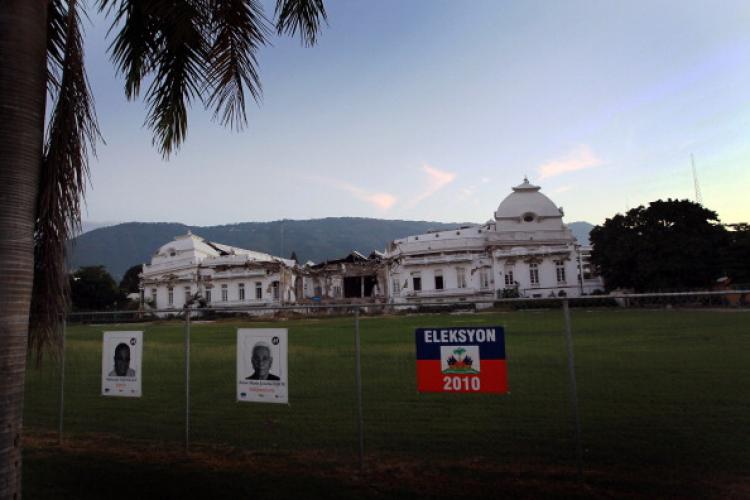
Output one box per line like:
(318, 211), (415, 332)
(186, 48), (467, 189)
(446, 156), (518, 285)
(70, 266), (124, 310)
(590, 199), (727, 291)
(0, 1), (326, 495)
(720, 223), (750, 284)
(120, 264), (143, 294)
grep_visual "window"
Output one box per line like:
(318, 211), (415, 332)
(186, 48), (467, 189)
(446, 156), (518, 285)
(529, 263), (540, 285)
(221, 284), (228, 302)
(255, 282), (262, 299)
(504, 269), (514, 286)
(205, 289), (212, 303)
(272, 281), (280, 300)
(555, 260), (566, 283)
(480, 269), (490, 289)
(151, 288), (157, 307)
(456, 268), (466, 289)
(184, 286), (191, 304)
(168, 287), (174, 306)
(238, 283), (245, 301)
(413, 276), (422, 291)
(435, 271), (444, 290)
(333, 285), (341, 297)
(392, 277), (400, 294)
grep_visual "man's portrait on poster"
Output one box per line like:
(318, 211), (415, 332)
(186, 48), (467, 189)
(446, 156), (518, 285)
(108, 342), (136, 377)
(246, 341), (280, 380)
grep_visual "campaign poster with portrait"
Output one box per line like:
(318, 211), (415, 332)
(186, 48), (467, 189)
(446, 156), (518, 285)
(101, 331), (143, 397)
(237, 328), (288, 404)
(416, 326), (507, 394)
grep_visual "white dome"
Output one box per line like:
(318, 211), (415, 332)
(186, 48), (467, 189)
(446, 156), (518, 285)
(494, 178), (562, 221)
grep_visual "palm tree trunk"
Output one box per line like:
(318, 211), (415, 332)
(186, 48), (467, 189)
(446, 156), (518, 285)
(0, 1), (48, 497)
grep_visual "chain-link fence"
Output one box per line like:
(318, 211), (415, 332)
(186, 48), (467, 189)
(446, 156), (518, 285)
(24, 290), (750, 484)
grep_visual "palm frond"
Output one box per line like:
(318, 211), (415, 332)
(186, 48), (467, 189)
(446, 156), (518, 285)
(274, 0), (327, 47)
(32, 0), (101, 363)
(100, 0), (161, 99)
(143, 1), (208, 157)
(101, 0), (326, 155)
(47, 0), (67, 96)
(206, 0), (269, 129)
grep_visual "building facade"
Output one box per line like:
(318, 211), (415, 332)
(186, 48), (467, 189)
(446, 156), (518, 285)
(300, 251), (387, 303)
(140, 232), (299, 313)
(140, 179), (602, 312)
(385, 178), (603, 305)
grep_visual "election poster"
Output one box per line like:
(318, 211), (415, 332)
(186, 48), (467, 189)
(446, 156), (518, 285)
(237, 328), (288, 404)
(102, 331), (143, 397)
(416, 326), (507, 394)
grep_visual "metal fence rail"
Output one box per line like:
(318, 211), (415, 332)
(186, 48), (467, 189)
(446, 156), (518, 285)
(24, 290), (750, 485)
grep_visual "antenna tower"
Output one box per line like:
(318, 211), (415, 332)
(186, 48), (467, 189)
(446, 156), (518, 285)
(691, 154), (702, 205)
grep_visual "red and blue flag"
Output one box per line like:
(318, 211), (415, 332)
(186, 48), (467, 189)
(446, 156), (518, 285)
(416, 326), (508, 393)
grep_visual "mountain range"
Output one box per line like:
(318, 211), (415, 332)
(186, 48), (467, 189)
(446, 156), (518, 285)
(70, 218), (594, 279)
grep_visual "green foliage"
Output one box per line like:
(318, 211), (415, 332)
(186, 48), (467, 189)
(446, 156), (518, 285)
(70, 265), (124, 311)
(119, 264), (142, 293)
(590, 199), (727, 291)
(721, 223), (750, 284)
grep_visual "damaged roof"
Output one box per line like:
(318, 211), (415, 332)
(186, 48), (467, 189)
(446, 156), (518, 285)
(308, 250), (383, 269)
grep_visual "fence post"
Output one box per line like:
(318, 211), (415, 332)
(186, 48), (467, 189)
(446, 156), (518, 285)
(562, 299), (584, 483)
(58, 317), (66, 445)
(184, 309), (191, 453)
(354, 307), (365, 469)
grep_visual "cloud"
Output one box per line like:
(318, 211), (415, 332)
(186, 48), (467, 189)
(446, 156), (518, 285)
(538, 145), (602, 179)
(363, 192), (397, 210)
(406, 164), (456, 207)
(306, 175), (396, 211)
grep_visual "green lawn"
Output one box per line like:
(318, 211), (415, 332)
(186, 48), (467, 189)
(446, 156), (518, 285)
(23, 308), (750, 495)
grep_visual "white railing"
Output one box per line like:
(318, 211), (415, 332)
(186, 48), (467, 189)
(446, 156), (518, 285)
(402, 253), (476, 266)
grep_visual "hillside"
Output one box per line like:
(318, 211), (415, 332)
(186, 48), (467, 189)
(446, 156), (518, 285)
(69, 218), (460, 279)
(568, 221), (594, 245)
(70, 218), (595, 279)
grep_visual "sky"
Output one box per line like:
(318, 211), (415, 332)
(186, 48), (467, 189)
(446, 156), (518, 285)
(80, 0), (750, 227)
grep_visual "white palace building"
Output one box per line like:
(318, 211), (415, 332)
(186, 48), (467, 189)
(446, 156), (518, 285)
(384, 178), (602, 305)
(140, 233), (300, 311)
(139, 179), (602, 311)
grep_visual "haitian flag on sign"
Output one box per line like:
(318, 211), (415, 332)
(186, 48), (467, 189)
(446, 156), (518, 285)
(416, 326), (508, 394)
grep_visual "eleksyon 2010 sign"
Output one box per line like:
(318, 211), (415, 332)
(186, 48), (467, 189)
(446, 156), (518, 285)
(416, 326), (507, 393)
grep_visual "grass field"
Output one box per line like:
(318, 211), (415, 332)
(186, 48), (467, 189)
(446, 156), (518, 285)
(23, 308), (750, 497)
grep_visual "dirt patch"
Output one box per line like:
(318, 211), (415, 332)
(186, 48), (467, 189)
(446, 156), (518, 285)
(24, 432), (749, 499)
